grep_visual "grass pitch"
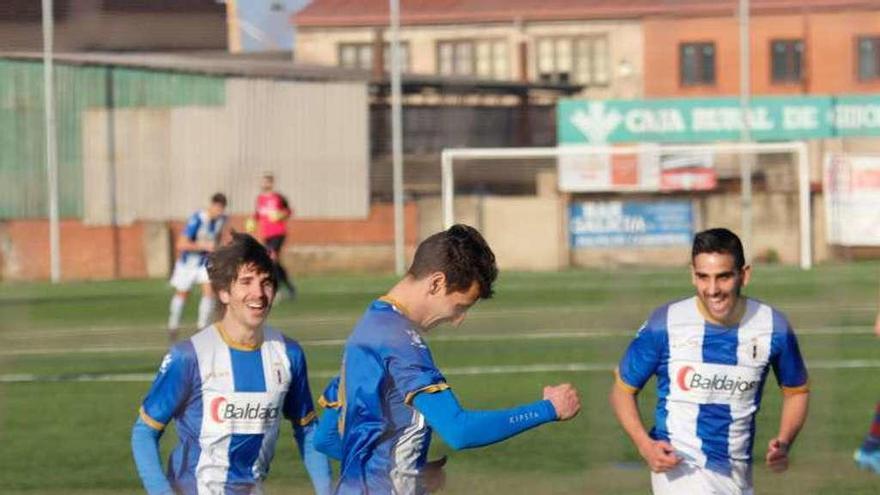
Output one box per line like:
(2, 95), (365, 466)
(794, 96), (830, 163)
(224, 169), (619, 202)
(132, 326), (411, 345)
(1, 262), (879, 494)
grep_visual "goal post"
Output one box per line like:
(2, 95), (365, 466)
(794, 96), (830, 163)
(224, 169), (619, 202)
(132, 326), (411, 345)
(440, 141), (812, 269)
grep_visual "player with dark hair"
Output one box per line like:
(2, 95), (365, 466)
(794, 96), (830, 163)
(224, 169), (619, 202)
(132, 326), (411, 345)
(132, 233), (332, 495)
(610, 227), (810, 494)
(332, 224), (581, 494)
(167, 193), (228, 341)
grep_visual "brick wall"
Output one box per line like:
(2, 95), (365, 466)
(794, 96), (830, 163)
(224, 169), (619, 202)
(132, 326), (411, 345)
(643, 9), (880, 97)
(0, 202), (419, 281)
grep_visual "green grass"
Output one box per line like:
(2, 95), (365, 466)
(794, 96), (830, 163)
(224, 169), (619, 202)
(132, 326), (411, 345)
(1, 262), (879, 494)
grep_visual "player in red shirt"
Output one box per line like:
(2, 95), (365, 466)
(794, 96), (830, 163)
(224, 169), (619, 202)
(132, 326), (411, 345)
(247, 172), (297, 299)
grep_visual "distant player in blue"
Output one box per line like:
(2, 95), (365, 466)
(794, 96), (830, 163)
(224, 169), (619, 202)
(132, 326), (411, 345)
(133, 233), (332, 495)
(853, 300), (880, 474)
(610, 228), (810, 495)
(335, 224), (581, 494)
(167, 193), (229, 341)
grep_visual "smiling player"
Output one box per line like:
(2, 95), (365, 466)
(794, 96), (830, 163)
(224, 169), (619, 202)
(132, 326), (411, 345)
(132, 233), (331, 495)
(609, 228), (810, 495)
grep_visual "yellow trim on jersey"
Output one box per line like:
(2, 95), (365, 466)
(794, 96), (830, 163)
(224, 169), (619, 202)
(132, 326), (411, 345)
(378, 295), (413, 320)
(338, 365), (347, 435)
(782, 383), (810, 395)
(215, 322), (262, 351)
(613, 368), (640, 395)
(318, 396), (341, 409)
(695, 296), (747, 327)
(404, 383), (450, 406)
(299, 410), (318, 427)
(139, 407), (165, 431)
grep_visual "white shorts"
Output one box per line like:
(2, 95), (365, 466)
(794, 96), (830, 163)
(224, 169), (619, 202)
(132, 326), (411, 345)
(169, 258), (210, 292)
(651, 462), (754, 495)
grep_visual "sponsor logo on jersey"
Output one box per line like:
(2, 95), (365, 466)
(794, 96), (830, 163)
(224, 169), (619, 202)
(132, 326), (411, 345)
(210, 396), (280, 423)
(676, 365), (760, 395)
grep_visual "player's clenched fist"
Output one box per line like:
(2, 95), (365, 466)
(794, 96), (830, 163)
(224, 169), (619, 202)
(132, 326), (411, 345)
(543, 383), (581, 420)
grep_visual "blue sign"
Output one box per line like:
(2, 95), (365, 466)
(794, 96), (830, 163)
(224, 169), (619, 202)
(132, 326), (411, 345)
(569, 200), (693, 248)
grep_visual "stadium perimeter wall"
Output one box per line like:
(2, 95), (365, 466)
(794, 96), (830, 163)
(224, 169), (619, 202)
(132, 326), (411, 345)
(0, 203), (418, 281)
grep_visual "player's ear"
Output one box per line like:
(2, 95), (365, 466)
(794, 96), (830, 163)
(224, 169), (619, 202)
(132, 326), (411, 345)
(741, 264), (752, 287)
(427, 272), (446, 295)
(217, 288), (231, 305)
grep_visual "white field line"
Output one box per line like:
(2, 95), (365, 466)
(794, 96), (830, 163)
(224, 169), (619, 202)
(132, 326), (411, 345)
(2, 302), (877, 339)
(2, 359), (879, 383)
(0, 326), (875, 357)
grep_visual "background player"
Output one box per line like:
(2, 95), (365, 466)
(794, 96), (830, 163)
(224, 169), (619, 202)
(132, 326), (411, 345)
(335, 224), (581, 494)
(167, 192), (228, 341)
(853, 288), (880, 474)
(609, 228), (810, 495)
(247, 172), (297, 299)
(132, 233), (332, 495)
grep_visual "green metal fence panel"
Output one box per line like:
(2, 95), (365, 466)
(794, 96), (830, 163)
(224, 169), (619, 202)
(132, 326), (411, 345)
(0, 59), (224, 219)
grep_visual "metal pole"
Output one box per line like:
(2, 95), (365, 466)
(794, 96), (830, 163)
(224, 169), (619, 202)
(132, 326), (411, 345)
(797, 143), (812, 269)
(42, 0), (61, 282)
(390, 0), (405, 275)
(441, 150), (454, 230)
(738, 0), (753, 261)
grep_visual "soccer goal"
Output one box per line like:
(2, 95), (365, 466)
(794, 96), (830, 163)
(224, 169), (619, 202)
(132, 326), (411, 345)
(440, 141), (812, 269)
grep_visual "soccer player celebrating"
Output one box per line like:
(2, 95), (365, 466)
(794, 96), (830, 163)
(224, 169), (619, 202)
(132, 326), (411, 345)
(248, 172), (297, 299)
(610, 228), (810, 495)
(167, 193), (228, 341)
(335, 224), (581, 495)
(132, 233), (332, 495)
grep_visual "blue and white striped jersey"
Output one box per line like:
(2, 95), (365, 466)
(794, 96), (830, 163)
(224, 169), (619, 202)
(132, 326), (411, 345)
(180, 210), (227, 265)
(138, 324), (317, 494)
(336, 299), (448, 495)
(617, 296), (808, 484)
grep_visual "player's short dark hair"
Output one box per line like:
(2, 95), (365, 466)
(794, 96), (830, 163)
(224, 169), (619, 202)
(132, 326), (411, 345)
(211, 193), (227, 207)
(408, 224), (498, 299)
(692, 228), (746, 270)
(207, 233), (277, 299)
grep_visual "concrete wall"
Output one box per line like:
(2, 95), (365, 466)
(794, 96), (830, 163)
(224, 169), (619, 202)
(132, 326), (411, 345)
(416, 194), (566, 271)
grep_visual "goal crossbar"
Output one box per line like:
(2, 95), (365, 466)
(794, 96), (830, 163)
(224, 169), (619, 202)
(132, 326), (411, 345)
(440, 141), (811, 269)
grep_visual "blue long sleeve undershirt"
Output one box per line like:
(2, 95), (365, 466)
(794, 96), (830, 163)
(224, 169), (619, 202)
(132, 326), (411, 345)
(131, 418), (174, 495)
(314, 408), (343, 460)
(294, 422), (333, 495)
(412, 389), (558, 450)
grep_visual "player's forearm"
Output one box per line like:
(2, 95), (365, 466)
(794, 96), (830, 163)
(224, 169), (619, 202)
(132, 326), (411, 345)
(413, 389), (557, 451)
(777, 391), (810, 445)
(294, 423), (333, 495)
(131, 418), (174, 495)
(609, 385), (653, 453)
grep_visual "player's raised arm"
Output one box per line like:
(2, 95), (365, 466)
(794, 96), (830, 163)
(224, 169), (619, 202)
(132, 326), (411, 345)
(411, 383), (579, 451)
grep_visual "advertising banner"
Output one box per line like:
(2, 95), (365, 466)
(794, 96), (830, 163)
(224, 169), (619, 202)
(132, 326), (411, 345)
(569, 200), (694, 248)
(823, 153), (880, 246)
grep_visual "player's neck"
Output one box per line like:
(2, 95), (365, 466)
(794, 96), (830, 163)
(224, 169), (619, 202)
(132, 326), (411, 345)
(696, 295), (747, 327)
(216, 319), (263, 350)
(383, 281), (423, 328)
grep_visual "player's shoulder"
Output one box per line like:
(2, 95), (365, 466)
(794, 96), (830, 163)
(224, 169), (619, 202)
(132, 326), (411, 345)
(264, 326), (306, 359)
(640, 297), (691, 331)
(155, 339), (198, 376)
(752, 298), (796, 333)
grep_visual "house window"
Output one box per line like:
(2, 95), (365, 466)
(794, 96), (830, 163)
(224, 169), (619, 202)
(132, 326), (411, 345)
(680, 42), (716, 86)
(536, 36), (609, 85)
(857, 36), (880, 80)
(338, 42), (409, 71)
(437, 40), (508, 79)
(771, 39), (803, 83)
